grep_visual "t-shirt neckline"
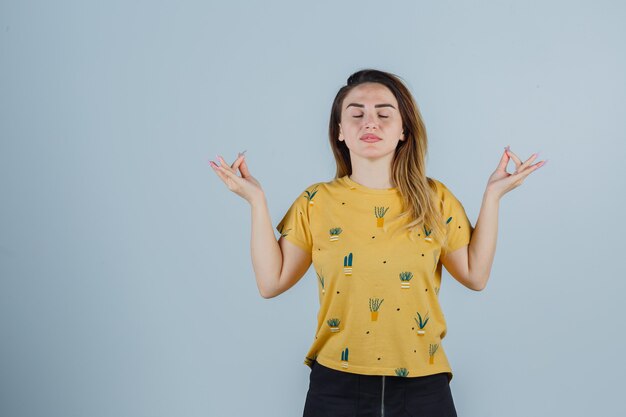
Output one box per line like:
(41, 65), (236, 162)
(340, 175), (399, 195)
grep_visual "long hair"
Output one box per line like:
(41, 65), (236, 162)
(328, 68), (446, 246)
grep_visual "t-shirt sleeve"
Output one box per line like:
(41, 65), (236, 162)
(275, 184), (316, 254)
(438, 181), (474, 257)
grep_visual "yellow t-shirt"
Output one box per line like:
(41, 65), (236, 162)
(275, 174), (473, 381)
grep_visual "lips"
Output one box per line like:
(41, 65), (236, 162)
(361, 134), (381, 142)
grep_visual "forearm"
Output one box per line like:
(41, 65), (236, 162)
(250, 193), (283, 298)
(468, 190), (500, 290)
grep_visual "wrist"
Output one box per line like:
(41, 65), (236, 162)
(249, 191), (267, 209)
(482, 187), (501, 204)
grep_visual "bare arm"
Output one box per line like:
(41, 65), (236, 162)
(209, 153), (311, 299)
(250, 194), (312, 298)
(441, 191), (499, 292)
(250, 194), (283, 297)
(441, 147), (546, 291)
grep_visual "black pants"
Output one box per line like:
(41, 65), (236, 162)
(303, 360), (457, 417)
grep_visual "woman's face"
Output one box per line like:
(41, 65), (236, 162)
(338, 82), (404, 161)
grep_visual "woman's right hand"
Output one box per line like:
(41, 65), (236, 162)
(209, 152), (264, 204)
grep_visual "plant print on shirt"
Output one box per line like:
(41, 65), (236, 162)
(375, 206), (389, 227)
(327, 318), (341, 333)
(305, 185), (319, 206)
(341, 347), (349, 368)
(399, 271), (413, 289)
(343, 252), (353, 275)
(329, 227), (342, 241)
(275, 175), (473, 380)
(415, 310), (430, 336)
(369, 298), (384, 321)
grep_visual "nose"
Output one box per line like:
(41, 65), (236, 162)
(363, 113), (378, 130)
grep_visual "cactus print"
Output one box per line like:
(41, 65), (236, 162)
(275, 175), (473, 380)
(375, 206), (390, 228)
(369, 298), (384, 321)
(329, 227), (342, 241)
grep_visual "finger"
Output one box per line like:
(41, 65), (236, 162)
(513, 159), (545, 179)
(505, 147), (523, 167)
(209, 161), (230, 183)
(520, 152), (540, 170)
(238, 157), (251, 178)
(209, 157), (240, 181)
(230, 153), (245, 170)
(513, 152), (540, 174)
(221, 153), (247, 174)
(210, 154), (248, 180)
(496, 148), (510, 171)
(216, 155), (234, 172)
(214, 162), (241, 184)
(232, 153), (246, 171)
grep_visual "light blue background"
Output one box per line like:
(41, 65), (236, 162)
(1, 1), (624, 416)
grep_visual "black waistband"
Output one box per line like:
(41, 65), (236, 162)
(311, 360), (449, 395)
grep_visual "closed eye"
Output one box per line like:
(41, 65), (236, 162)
(352, 115), (389, 118)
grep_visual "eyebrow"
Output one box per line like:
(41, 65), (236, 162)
(345, 103), (396, 110)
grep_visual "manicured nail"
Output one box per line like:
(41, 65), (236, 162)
(537, 159), (548, 168)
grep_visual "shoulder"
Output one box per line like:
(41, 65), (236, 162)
(427, 177), (458, 198)
(301, 177), (346, 195)
(301, 181), (325, 196)
(426, 177), (447, 198)
(291, 180), (332, 206)
(426, 178), (466, 214)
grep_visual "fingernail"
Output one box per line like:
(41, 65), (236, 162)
(538, 159), (549, 169)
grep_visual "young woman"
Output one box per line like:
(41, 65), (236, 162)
(209, 69), (545, 417)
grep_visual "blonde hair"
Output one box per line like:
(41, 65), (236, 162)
(328, 69), (446, 246)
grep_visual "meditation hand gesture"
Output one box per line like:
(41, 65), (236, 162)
(209, 151), (264, 204)
(486, 146), (547, 199)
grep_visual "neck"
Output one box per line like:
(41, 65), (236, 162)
(349, 172), (394, 189)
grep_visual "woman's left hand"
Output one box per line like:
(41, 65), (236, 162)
(486, 146), (547, 200)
